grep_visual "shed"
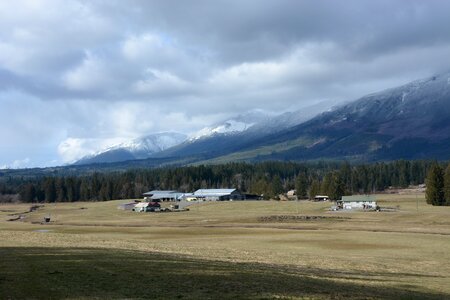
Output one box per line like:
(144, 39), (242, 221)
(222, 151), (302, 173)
(314, 195), (329, 201)
(193, 189), (242, 201)
(142, 190), (184, 201)
(337, 195), (377, 210)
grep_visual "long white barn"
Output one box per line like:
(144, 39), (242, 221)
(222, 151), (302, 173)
(193, 189), (242, 201)
(142, 190), (184, 201)
(337, 195), (377, 210)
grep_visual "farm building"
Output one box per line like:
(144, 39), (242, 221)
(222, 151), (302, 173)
(193, 189), (242, 201)
(287, 190), (296, 198)
(142, 190), (184, 201)
(133, 201), (161, 212)
(314, 195), (329, 201)
(337, 195), (377, 210)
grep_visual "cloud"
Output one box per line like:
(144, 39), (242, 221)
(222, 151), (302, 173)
(0, 158), (30, 169)
(1, 0), (450, 166)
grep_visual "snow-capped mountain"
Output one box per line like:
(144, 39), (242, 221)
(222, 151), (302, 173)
(230, 71), (450, 161)
(74, 132), (187, 165)
(110, 132), (188, 158)
(246, 101), (334, 134)
(189, 105), (328, 141)
(189, 110), (271, 140)
(152, 72), (450, 163)
(75, 72), (450, 167)
(151, 107), (323, 159)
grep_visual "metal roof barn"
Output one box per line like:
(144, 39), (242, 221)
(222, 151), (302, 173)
(193, 189), (242, 201)
(142, 190), (184, 201)
(338, 195), (377, 210)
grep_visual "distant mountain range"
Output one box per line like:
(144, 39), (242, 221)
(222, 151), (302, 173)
(74, 106), (323, 165)
(204, 72), (450, 163)
(74, 132), (187, 165)
(75, 72), (450, 166)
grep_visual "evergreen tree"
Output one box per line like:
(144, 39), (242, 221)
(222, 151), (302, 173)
(44, 178), (57, 203)
(295, 173), (308, 199)
(309, 179), (321, 200)
(79, 178), (90, 201)
(20, 183), (36, 203)
(327, 172), (346, 200)
(321, 173), (332, 196)
(55, 177), (67, 202)
(426, 164), (445, 206)
(271, 175), (284, 197)
(339, 162), (352, 192)
(444, 163), (450, 206)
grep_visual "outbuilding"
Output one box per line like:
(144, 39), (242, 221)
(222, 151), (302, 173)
(142, 190), (184, 202)
(337, 195), (377, 210)
(314, 195), (329, 201)
(193, 189), (242, 201)
(133, 201), (161, 212)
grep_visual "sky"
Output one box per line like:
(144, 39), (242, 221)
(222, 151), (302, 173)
(1, 0), (450, 168)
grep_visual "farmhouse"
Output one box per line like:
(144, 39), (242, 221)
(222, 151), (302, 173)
(193, 188), (242, 201)
(142, 190), (184, 202)
(337, 195), (377, 210)
(314, 195), (329, 201)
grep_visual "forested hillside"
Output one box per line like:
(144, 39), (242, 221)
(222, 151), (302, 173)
(0, 160), (438, 203)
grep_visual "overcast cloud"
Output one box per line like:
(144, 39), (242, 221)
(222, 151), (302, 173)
(1, 0), (450, 167)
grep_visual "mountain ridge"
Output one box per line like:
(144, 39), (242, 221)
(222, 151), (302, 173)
(74, 72), (450, 167)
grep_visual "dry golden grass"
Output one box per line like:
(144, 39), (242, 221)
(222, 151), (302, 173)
(1, 192), (450, 299)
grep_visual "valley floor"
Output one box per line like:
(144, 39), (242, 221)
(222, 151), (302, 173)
(1, 193), (450, 299)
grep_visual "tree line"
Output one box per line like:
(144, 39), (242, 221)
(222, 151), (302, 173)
(425, 163), (450, 206)
(0, 160), (438, 203)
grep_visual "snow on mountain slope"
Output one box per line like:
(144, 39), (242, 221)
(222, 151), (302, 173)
(188, 104), (330, 141)
(189, 110), (271, 140)
(106, 132), (187, 158)
(74, 132), (187, 165)
(229, 71), (450, 161)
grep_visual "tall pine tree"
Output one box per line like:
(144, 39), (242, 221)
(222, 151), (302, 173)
(309, 179), (321, 200)
(426, 164), (444, 206)
(444, 163), (450, 206)
(295, 173), (308, 199)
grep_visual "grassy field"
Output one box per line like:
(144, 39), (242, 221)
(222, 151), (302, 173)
(1, 192), (450, 299)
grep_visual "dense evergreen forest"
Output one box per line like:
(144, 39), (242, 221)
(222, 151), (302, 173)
(0, 160), (441, 203)
(425, 163), (450, 206)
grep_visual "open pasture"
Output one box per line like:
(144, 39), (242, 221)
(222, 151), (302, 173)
(1, 193), (450, 299)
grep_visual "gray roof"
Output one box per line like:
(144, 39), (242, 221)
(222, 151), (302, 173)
(143, 190), (177, 195)
(151, 193), (183, 199)
(180, 193), (194, 197)
(340, 195), (376, 202)
(193, 189), (237, 197)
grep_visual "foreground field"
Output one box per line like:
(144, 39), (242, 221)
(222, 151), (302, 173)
(1, 192), (450, 299)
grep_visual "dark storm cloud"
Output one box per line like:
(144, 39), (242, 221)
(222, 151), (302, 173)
(1, 0), (450, 166)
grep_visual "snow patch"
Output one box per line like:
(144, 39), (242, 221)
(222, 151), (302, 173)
(401, 92), (407, 102)
(104, 132), (187, 154)
(190, 120), (254, 140)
